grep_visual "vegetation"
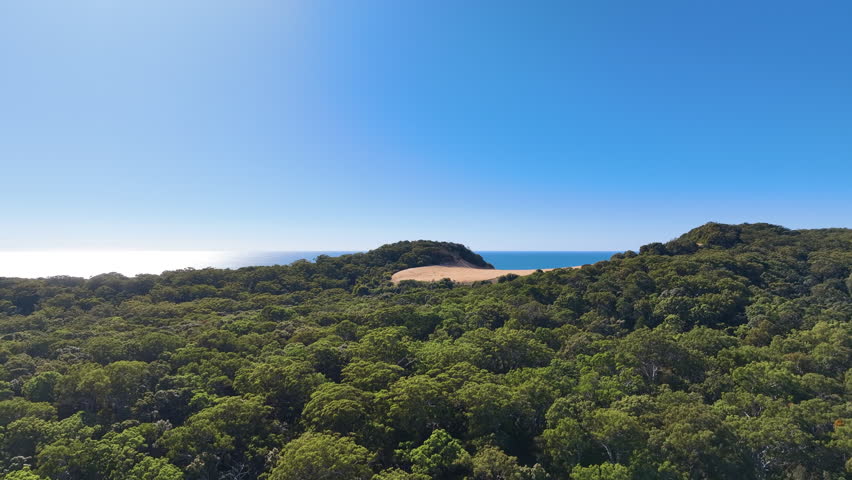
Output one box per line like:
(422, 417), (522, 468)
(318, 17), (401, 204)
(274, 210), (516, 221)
(0, 223), (849, 479)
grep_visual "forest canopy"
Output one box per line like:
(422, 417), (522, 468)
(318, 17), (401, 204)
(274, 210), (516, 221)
(0, 223), (849, 479)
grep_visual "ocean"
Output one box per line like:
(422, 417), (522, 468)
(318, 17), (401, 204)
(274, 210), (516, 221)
(0, 250), (618, 278)
(479, 251), (618, 269)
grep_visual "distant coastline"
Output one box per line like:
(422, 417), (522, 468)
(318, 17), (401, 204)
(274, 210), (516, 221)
(0, 250), (618, 279)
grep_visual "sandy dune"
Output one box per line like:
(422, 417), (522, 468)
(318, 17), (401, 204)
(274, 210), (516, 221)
(392, 265), (578, 284)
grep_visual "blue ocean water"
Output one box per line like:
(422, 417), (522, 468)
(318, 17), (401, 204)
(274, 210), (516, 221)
(214, 251), (359, 269)
(478, 251), (618, 269)
(217, 251), (618, 270)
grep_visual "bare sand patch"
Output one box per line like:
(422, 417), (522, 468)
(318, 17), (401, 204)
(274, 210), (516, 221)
(391, 264), (580, 284)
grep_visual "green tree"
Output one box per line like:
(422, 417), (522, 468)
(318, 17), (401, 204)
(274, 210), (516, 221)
(457, 328), (553, 373)
(379, 375), (457, 441)
(268, 432), (373, 480)
(470, 445), (546, 480)
(157, 396), (278, 479)
(585, 408), (645, 464)
(454, 381), (534, 453)
(371, 469), (430, 480)
(725, 414), (812, 479)
(351, 327), (413, 365)
(569, 463), (630, 480)
(401, 429), (471, 478)
(234, 357), (326, 419)
(0, 398), (56, 426)
(541, 413), (586, 474)
(341, 360), (406, 391)
(302, 383), (374, 438)
(126, 456), (184, 480)
(22, 371), (62, 403)
(3, 416), (56, 458)
(3, 468), (47, 480)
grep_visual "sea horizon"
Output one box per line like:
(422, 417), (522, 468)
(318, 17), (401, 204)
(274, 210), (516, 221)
(0, 250), (620, 279)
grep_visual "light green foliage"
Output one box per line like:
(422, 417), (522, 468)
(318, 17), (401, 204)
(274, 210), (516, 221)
(585, 408), (645, 464)
(351, 327), (413, 364)
(135, 332), (186, 362)
(371, 468), (430, 480)
(0, 398), (56, 426)
(470, 445), (547, 480)
(3, 467), (47, 480)
(55, 361), (153, 420)
(36, 422), (180, 480)
(126, 456), (184, 480)
(268, 432), (373, 480)
(341, 360), (405, 391)
(569, 463), (630, 480)
(3, 416), (57, 458)
(401, 429), (471, 477)
(302, 383), (374, 438)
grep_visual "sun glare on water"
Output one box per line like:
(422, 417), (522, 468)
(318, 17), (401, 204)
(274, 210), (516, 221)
(0, 251), (234, 278)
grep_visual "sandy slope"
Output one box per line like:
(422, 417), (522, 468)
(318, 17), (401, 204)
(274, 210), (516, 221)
(391, 264), (579, 284)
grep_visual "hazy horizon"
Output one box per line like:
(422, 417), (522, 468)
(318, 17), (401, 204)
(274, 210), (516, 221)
(0, 249), (620, 278)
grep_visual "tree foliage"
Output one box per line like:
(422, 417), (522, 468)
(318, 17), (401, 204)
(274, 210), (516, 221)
(0, 226), (849, 479)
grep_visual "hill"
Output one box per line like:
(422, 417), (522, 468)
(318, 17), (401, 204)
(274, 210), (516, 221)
(0, 223), (849, 479)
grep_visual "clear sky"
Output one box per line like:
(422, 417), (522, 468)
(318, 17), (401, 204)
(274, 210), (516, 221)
(1, 1), (850, 251)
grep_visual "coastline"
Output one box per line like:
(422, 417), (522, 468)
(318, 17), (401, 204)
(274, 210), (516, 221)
(391, 264), (580, 284)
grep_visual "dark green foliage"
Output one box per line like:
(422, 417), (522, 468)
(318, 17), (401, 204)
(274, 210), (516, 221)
(0, 230), (849, 479)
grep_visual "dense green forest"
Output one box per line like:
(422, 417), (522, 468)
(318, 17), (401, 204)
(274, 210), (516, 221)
(0, 225), (849, 480)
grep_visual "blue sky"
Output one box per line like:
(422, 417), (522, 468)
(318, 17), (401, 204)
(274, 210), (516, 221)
(1, 1), (850, 251)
